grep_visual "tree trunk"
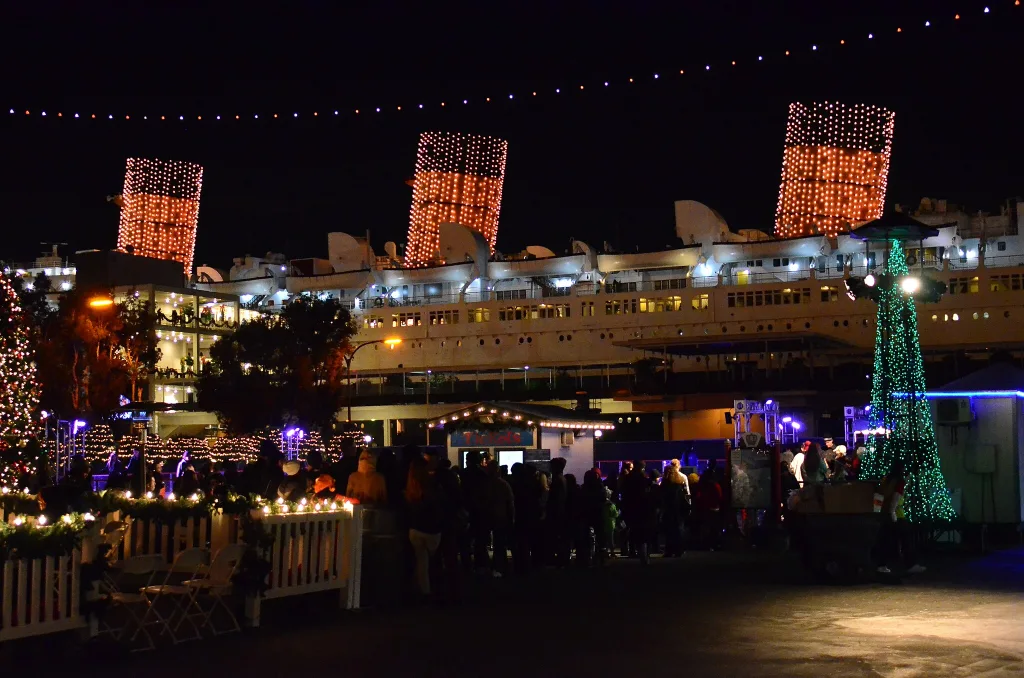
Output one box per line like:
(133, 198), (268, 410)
(70, 347), (80, 410)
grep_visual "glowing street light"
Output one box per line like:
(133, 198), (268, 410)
(345, 338), (402, 421)
(88, 297), (114, 309)
(864, 273), (876, 287)
(900, 276), (921, 295)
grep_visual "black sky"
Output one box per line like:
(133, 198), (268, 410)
(2, 1), (1022, 268)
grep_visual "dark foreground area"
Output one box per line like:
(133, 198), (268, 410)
(14, 547), (1024, 678)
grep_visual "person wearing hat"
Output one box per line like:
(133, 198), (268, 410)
(345, 450), (388, 505)
(278, 460), (307, 502)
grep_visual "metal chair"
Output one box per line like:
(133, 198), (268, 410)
(184, 543), (248, 635)
(98, 553), (165, 652)
(139, 547), (210, 644)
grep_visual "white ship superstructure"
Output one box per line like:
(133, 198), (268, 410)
(192, 198), (1024, 381)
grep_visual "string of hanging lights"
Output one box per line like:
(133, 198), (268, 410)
(4, 3), (1018, 125)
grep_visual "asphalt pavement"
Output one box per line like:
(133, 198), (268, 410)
(14, 546), (1024, 677)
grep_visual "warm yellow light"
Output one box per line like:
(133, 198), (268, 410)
(88, 297), (114, 308)
(384, 337), (402, 346)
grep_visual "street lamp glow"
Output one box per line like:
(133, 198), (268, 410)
(864, 274), (876, 287)
(901, 277), (921, 295)
(384, 337), (402, 346)
(88, 297), (114, 308)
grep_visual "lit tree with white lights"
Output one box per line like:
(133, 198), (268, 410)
(0, 273), (42, 487)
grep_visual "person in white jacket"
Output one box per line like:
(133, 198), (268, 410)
(790, 442), (808, 486)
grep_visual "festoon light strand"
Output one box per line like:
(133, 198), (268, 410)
(5, 3), (1016, 125)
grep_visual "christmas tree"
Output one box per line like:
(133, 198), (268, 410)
(859, 244), (956, 523)
(0, 273), (42, 487)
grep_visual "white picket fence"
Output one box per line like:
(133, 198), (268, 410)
(0, 551), (83, 642)
(106, 511), (235, 566)
(0, 508), (365, 642)
(246, 506), (364, 626)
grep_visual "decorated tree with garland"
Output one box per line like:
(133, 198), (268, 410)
(858, 245), (955, 523)
(0, 273), (42, 487)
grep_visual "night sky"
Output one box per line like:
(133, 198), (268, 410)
(2, 1), (1021, 268)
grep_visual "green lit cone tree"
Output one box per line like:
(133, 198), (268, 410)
(859, 244), (956, 523)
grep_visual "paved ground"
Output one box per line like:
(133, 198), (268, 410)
(14, 546), (1024, 677)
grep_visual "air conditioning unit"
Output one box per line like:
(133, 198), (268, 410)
(560, 431), (575, 447)
(843, 406), (856, 418)
(935, 398), (973, 425)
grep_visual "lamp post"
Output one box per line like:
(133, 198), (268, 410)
(345, 338), (401, 422)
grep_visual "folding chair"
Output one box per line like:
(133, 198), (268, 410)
(185, 543), (248, 635)
(100, 521), (130, 584)
(139, 547), (210, 644)
(98, 554), (165, 652)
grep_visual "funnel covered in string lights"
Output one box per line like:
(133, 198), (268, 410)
(404, 132), (508, 268)
(774, 102), (895, 238)
(116, 158), (204, 275)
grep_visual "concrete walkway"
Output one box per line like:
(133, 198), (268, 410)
(17, 548), (1024, 677)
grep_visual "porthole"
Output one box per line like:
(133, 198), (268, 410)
(833, 320), (839, 327)
(767, 324), (773, 331)
(518, 337), (524, 344)
(805, 322), (811, 329)
(739, 325), (746, 332)
(608, 333), (614, 339)
(457, 340), (462, 347)
(972, 312), (979, 320)
(1005, 311), (1011, 319)
(495, 338), (501, 345)
(842, 320), (849, 327)
(559, 335), (565, 342)
(566, 334), (572, 341)
(527, 336), (533, 343)
(600, 333), (606, 340)
(441, 341), (445, 347)
(721, 326), (728, 333)
(786, 323), (792, 330)
(757, 325), (764, 332)
(931, 314), (938, 322)
(479, 339), (485, 346)
(862, 319), (869, 327)
(984, 312), (990, 319)
(677, 329), (684, 336)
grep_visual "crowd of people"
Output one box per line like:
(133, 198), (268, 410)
(396, 451), (730, 600)
(21, 431), (927, 591)
(21, 441), (729, 602)
(781, 436), (865, 492)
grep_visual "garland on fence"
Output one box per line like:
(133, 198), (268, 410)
(0, 513), (95, 561)
(1, 488), (357, 564)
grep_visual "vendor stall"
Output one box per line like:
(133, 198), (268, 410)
(428, 401), (615, 479)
